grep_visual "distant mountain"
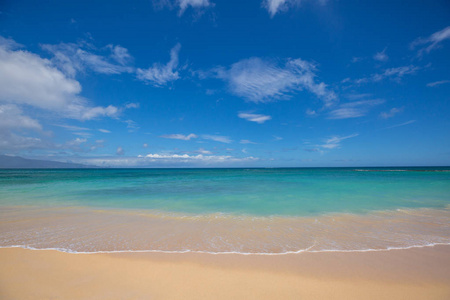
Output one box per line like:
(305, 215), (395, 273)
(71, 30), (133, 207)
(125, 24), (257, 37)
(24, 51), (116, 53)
(0, 155), (93, 169)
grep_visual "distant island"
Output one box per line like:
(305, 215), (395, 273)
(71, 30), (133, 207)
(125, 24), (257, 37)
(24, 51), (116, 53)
(0, 155), (92, 169)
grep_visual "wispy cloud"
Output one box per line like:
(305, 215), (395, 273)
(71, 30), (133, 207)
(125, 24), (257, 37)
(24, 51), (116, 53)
(305, 133), (359, 153)
(273, 136), (283, 141)
(178, 0), (212, 15)
(328, 99), (384, 119)
(124, 119), (139, 132)
(0, 36), (23, 50)
(160, 133), (198, 140)
(116, 146), (124, 155)
(154, 0), (213, 16)
(238, 112), (272, 124)
(56, 124), (90, 131)
(0, 104), (42, 131)
(54, 124), (91, 137)
(351, 57), (363, 63)
(125, 103), (140, 109)
(380, 107), (403, 119)
(240, 139), (257, 144)
(136, 43), (181, 86)
(354, 65), (420, 84)
(212, 57), (336, 106)
(263, 0), (327, 18)
(98, 129), (111, 133)
(373, 48), (388, 62)
(410, 26), (450, 56)
(427, 80), (450, 87)
(305, 109), (318, 116)
(263, 0), (290, 17)
(321, 134), (359, 149)
(202, 134), (232, 143)
(196, 148), (212, 154)
(384, 120), (416, 130)
(42, 42), (134, 77)
(109, 45), (133, 65)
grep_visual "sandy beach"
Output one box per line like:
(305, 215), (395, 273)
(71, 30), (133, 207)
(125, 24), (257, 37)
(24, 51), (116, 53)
(1, 245), (449, 300)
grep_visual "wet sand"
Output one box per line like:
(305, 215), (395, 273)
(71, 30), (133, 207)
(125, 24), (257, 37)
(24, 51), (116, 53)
(1, 245), (449, 300)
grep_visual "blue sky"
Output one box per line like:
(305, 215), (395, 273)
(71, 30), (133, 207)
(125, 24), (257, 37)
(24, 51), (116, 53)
(0, 0), (449, 167)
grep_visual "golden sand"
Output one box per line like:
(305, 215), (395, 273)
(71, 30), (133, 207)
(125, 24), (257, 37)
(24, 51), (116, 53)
(1, 246), (449, 299)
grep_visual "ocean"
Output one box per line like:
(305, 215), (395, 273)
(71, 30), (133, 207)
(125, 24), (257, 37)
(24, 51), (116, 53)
(1, 168), (449, 254)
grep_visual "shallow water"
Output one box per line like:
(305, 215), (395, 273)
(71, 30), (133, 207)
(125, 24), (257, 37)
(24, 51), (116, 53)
(0, 168), (449, 254)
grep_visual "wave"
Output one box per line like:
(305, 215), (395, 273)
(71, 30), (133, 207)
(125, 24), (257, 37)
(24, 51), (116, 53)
(1, 206), (449, 256)
(2, 242), (450, 256)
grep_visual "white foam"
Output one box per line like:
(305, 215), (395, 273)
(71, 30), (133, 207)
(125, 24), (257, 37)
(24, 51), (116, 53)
(2, 242), (450, 256)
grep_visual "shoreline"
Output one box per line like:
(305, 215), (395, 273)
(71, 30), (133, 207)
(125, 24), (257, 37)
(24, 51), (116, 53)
(2, 241), (450, 255)
(2, 205), (449, 254)
(1, 245), (449, 299)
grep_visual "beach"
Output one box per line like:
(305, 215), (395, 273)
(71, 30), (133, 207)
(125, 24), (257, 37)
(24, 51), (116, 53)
(1, 245), (449, 299)
(1, 168), (449, 299)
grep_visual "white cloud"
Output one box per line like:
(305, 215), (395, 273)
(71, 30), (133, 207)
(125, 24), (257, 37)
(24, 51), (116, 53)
(42, 42), (134, 77)
(55, 151), (258, 167)
(238, 112), (272, 124)
(116, 146), (125, 155)
(264, 0), (288, 17)
(124, 119), (139, 132)
(384, 120), (416, 130)
(321, 134), (358, 149)
(77, 153), (258, 167)
(381, 66), (420, 79)
(0, 36), (23, 50)
(65, 138), (87, 146)
(154, 0), (212, 16)
(354, 65), (420, 84)
(0, 38), (123, 121)
(380, 107), (403, 119)
(136, 43), (181, 86)
(202, 134), (232, 143)
(373, 48), (388, 62)
(179, 0), (212, 15)
(306, 109), (318, 116)
(125, 102), (140, 109)
(68, 104), (121, 120)
(56, 124), (90, 131)
(61, 137), (90, 152)
(143, 143), (148, 148)
(0, 104), (42, 130)
(328, 99), (384, 119)
(263, 0), (326, 17)
(0, 44), (81, 109)
(160, 133), (198, 140)
(196, 148), (212, 154)
(109, 45), (133, 65)
(427, 80), (450, 87)
(0, 132), (48, 151)
(0, 37), (134, 152)
(98, 129), (111, 133)
(240, 139), (257, 144)
(410, 26), (450, 56)
(214, 57), (336, 106)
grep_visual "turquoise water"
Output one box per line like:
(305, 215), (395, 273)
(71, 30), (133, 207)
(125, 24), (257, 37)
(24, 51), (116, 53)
(1, 168), (449, 253)
(0, 168), (449, 216)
